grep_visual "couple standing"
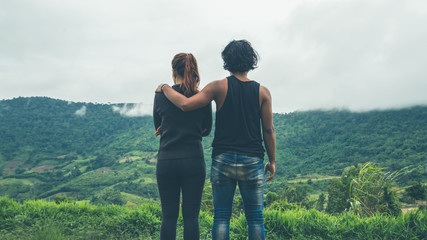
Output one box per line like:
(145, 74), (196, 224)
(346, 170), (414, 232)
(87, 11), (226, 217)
(153, 39), (276, 240)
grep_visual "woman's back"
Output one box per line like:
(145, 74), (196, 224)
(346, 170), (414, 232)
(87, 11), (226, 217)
(154, 84), (212, 160)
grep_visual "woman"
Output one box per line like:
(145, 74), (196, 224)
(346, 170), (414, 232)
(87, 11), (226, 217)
(153, 53), (212, 240)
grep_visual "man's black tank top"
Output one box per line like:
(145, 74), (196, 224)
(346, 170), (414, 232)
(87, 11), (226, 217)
(212, 75), (265, 159)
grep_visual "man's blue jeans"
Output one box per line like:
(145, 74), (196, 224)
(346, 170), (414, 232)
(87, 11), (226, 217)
(210, 152), (265, 240)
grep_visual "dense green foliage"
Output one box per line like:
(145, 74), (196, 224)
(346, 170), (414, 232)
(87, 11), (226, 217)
(1, 196), (426, 240)
(1, 97), (427, 238)
(0, 97), (161, 202)
(0, 97), (426, 207)
(326, 163), (401, 216)
(0, 97), (157, 160)
(274, 107), (427, 180)
(406, 182), (427, 202)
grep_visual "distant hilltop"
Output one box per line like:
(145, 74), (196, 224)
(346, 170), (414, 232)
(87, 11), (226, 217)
(0, 96), (153, 117)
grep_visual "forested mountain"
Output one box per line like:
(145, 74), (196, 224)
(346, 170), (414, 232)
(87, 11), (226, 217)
(274, 107), (427, 179)
(0, 97), (426, 202)
(0, 97), (157, 160)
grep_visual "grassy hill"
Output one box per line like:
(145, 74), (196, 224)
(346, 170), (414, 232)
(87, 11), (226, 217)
(0, 97), (426, 203)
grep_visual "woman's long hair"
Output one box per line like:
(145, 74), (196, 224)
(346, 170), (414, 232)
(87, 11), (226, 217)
(171, 53), (200, 97)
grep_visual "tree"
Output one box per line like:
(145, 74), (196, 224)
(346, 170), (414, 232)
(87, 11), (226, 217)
(315, 193), (326, 212)
(406, 181), (426, 202)
(382, 186), (401, 216)
(91, 189), (125, 205)
(90, 154), (116, 169)
(70, 167), (82, 177)
(281, 185), (308, 204)
(15, 167), (25, 174)
(326, 166), (359, 214)
(326, 179), (348, 214)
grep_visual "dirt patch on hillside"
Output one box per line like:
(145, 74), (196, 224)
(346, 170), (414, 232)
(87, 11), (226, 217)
(96, 168), (111, 174)
(2, 160), (22, 175)
(402, 207), (418, 214)
(22, 164), (33, 169)
(32, 165), (55, 173)
(402, 201), (427, 214)
(4, 160), (21, 168)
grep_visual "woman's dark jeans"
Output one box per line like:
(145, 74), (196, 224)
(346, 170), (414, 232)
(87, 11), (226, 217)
(156, 157), (206, 240)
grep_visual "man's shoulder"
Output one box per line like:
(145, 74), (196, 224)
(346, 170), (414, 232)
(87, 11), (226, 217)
(211, 78), (227, 86)
(259, 85), (272, 100)
(204, 78), (227, 92)
(259, 84), (270, 92)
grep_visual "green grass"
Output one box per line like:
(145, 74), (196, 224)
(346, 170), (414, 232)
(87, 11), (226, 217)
(121, 192), (145, 205)
(1, 196), (426, 240)
(73, 158), (93, 164)
(0, 178), (41, 186)
(0, 196), (161, 239)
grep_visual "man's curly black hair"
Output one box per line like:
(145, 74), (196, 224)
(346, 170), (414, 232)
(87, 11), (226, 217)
(221, 40), (259, 73)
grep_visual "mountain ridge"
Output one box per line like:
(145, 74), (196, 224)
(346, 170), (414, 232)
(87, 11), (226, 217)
(1, 97), (426, 202)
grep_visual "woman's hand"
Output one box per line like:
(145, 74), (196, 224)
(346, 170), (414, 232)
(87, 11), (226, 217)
(154, 126), (162, 136)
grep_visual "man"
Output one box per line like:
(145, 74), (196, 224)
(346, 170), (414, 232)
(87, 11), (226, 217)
(156, 39), (275, 240)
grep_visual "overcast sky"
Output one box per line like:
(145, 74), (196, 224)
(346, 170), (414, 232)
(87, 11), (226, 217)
(1, 0), (426, 114)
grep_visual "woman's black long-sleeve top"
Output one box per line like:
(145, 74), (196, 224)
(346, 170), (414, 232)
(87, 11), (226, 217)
(153, 84), (212, 160)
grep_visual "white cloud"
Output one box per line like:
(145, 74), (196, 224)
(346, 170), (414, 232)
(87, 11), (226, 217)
(1, 0), (426, 113)
(253, 0), (427, 112)
(112, 103), (152, 117)
(75, 105), (86, 116)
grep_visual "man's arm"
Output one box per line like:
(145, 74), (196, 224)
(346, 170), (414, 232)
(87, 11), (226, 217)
(156, 81), (220, 111)
(260, 85), (276, 182)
